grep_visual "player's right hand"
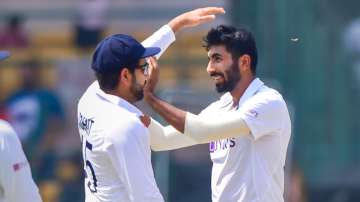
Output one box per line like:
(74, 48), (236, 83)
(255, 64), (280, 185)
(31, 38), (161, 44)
(168, 7), (226, 33)
(144, 57), (159, 98)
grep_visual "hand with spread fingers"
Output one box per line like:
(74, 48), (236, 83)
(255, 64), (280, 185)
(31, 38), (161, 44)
(168, 7), (225, 33)
(144, 57), (159, 99)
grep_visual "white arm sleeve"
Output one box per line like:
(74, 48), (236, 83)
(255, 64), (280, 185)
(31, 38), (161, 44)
(184, 112), (250, 143)
(141, 25), (176, 59)
(149, 118), (198, 151)
(0, 121), (42, 202)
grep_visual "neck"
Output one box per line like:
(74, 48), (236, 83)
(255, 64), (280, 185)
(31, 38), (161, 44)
(103, 88), (134, 104)
(230, 76), (255, 107)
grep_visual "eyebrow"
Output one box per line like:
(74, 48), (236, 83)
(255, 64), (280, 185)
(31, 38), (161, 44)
(208, 53), (222, 60)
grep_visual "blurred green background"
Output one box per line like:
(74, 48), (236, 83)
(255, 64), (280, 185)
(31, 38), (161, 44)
(0, 0), (360, 201)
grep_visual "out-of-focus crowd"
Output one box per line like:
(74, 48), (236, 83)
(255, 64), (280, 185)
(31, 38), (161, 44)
(0, 11), (102, 201)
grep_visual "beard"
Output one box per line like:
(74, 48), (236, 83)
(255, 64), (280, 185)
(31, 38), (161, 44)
(130, 75), (144, 101)
(212, 62), (240, 93)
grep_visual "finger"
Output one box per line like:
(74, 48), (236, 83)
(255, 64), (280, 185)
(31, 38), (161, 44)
(200, 7), (225, 16)
(148, 57), (159, 78)
(148, 57), (157, 70)
(151, 57), (158, 69)
(198, 15), (216, 23)
(148, 57), (154, 68)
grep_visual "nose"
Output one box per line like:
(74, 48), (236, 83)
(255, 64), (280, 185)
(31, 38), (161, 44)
(206, 62), (215, 74)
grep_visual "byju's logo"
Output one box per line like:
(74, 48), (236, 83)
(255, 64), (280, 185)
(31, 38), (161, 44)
(209, 138), (236, 153)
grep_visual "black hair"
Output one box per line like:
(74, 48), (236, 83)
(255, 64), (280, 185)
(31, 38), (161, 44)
(95, 69), (121, 91)
(95, 64), (137, 91)
(203, 25), (258, 74)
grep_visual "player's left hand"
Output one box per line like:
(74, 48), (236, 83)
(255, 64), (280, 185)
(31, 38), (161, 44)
(168, 7), (225, 33)
(144, 57), (159, 98)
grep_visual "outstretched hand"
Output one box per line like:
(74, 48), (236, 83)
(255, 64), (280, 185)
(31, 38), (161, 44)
(168, 7), (225, 33)
(143, 57), (159, 99)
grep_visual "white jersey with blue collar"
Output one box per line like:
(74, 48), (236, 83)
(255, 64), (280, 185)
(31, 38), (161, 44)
(200, 78), (291, 202)
(78, 82), (164, 202)
(77, 24), (175, 202)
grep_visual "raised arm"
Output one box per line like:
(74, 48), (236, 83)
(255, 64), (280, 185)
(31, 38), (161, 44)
(141, 7), (225, 59)
(143, 7), (226, 149)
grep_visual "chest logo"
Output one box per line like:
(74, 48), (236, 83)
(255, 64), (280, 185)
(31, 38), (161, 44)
(209, 138), (236, 153)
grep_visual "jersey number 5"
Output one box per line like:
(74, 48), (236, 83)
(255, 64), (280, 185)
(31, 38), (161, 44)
(82, 140), (98, 193)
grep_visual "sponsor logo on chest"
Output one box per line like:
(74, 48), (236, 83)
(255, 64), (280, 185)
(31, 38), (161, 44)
(209, 138), (236, 153)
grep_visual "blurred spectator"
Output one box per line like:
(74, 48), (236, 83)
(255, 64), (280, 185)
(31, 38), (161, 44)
(0, 14), (29, 48)
(288, 165), (308, 202)
(55, 154), (84, 202)
(343, 18), (360, 84)
(344, 18), (360, 56)
(39, 180), (62, 202)
(4, 59), (65, 179)
(73, 0), (109, 49)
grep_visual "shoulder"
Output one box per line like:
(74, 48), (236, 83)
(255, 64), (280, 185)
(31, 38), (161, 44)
(0, 120), (21, 148)
(0, 120), (17, 138)
(239, 86), (289, 120)
(105, 114), (147, 145)
(248, 86), (287, 108)
(78, 81), (98, 106)
(200, 101), (220, 115)
(200, 93), (230, 115)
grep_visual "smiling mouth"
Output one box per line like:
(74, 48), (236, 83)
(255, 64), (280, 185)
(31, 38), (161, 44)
(212, 75), (224, 81)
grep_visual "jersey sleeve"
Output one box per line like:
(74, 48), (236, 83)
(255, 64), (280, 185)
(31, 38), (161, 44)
(149, 118), (197, 151)
(105, 121), (164, 202)
(238, 95), (286, 140)
(0, 122), (42, 202)
(141, 25), (175, 59)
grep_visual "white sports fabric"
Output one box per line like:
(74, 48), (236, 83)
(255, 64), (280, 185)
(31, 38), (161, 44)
(77, 25), (175, 202)
(0, 120), (42, 202)
(198, 78), (291, 202)
(149, 78), (291, 202)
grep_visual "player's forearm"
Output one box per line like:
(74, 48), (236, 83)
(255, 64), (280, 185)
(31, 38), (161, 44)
(145, 94), (250, 143)
(145, 93), (186, 133)
(149, 118), (197, 151)
(184, 112), (251, 143)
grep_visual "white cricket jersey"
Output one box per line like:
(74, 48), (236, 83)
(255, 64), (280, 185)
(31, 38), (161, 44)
(199, 78), (291, 202)
(0, 120), (42, 202)
(77, 25), (175, 202)
(78, 82), (164, 202)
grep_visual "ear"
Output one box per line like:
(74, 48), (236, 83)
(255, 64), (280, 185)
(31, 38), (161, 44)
(238, 54), (251, 72)
(119, 68), (132, 87)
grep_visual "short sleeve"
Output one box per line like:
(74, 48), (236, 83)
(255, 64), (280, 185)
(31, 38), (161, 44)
(239, 94), (286, 140)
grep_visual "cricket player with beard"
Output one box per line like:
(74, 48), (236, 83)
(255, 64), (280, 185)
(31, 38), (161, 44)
(0, 51), (42, 202)
(77, 7), (225, 202)
(144, 25), (292, 202)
